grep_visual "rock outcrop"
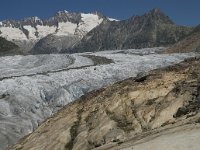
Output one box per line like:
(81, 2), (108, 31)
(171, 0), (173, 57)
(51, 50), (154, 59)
(31, 34), (79, 54)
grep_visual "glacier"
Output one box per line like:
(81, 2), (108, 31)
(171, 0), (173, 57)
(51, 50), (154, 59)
(0, 47), (197, 149)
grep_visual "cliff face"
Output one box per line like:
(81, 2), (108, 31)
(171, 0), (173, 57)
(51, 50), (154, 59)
(10, 57), (200, 150)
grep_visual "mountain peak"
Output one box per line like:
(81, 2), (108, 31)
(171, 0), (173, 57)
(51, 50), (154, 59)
(47, 10), (81, 25)
(150, 8), (162, 14)
(57, 10), (69, 14)
(147, 8), (174, 24)
(56, 10), (72, 16)
(22, 16), (42, 23)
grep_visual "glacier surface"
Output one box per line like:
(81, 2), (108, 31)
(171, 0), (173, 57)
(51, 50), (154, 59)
(0, 47), (197, 149)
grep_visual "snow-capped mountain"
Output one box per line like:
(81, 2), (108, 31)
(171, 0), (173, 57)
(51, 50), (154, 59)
(0, 9), (194, 55)
(68, 8), (193, 53)
(0, 11), (106, 52)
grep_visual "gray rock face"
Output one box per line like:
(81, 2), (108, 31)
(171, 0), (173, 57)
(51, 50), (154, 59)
(0, 37), (21, 56)
(66, 8), (193, 53)
(0, 17), (42, 29)
(165, 24), (200, 53)
(31, 34), (79, 54)
(29, 11), (105, 54)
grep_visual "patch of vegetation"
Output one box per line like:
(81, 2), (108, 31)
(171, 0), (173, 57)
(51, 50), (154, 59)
(65, 109), (82, 150)
(84, 108), (99, 131)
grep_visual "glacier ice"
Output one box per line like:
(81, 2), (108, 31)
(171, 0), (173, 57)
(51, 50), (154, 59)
(0, 47), (197, 150)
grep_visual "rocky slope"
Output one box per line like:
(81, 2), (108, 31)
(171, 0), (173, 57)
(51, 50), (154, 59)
(31, 34), (79, 54)
(0, 11), (105, 53)
(9, 57), (200, 150)
(64, 8), (192, 53)
(0, 37), (22, 56)
(165, 25), (200, 53)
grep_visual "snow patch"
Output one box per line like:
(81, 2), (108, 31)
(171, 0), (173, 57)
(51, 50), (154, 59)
(64, 10), (69, 13)
(23, 25), (37, 40)
(36, 25), (57, 38)
(34, 16), (41, 22)
(0, 27), (27, 41)
(76, 13), (103, 36)
(56, 22), (77, 36)
(108, 17), (119, 21)
(0, 12), (104, 43)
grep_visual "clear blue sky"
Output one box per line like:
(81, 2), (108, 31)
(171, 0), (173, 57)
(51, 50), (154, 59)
(0, 0), (199, 26)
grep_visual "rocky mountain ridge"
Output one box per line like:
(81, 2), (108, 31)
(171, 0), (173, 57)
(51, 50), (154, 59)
(67, 8), (193, 53)
(0, 11), (105, 53)
(0, 8), (195, 55)
(0, 11), (105, 36)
